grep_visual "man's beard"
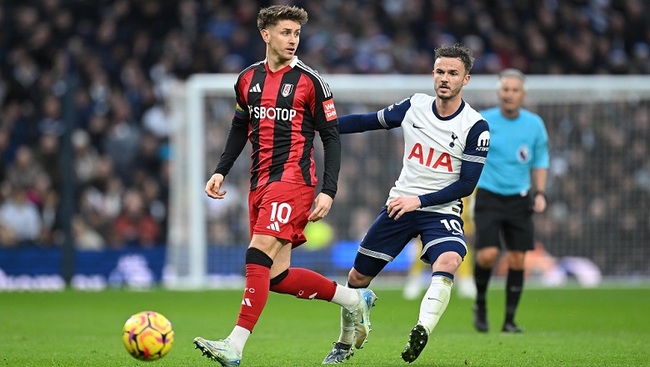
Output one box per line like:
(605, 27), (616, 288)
(436, 88), (459, 101)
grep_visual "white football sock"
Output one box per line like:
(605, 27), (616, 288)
(417, 275), (453, 335)
(337, 305), (356, 345)
(228, 325), (250, 353)
(331, 284), (360, 345)
(331, 283), (359, 310)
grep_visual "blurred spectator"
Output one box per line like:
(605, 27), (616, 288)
(103, 95), (141, 184)
(133, 132), (163, 178)
(72, 215), (105, 251)
(5, 145), (44, 190)
(139, 175), (167, 236)
(34, 133), (62, 190)
(0, 184), (42, 246)
(37, 94), (63, 136)
(78, 156), (124, 245)
(111, 188), (160, 248)
(33, 173), (59, 245)
(72, 129), (100, 185)
(141, 99), (172, 139)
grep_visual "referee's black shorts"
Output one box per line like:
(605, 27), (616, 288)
(474, 188), (535, 251)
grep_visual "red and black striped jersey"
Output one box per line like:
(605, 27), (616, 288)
(215, 57), (340, 197)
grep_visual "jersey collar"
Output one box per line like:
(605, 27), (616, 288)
(433, 99), (466, 121)
(264, 56), (299, 74)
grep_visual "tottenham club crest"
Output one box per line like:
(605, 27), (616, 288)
(281, 83), (294, 97)
(449, 132), (459, 148)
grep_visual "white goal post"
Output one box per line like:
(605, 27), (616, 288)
(166, 74), (650, 289)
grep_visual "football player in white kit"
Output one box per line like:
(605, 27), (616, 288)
(323, 44), (490, 364)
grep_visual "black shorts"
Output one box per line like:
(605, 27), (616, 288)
(474, 188), (535, 251)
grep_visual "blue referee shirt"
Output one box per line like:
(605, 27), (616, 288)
(478, 107), (549, 196)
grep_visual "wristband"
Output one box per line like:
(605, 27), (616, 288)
(534, 191), (546, 200)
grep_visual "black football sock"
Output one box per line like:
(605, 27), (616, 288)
(505, 268), (524, 324)
(473, 263), (492, 310)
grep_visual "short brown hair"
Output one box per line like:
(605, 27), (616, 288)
(434, 43), (475, 74)
(257, 5), (308, 30)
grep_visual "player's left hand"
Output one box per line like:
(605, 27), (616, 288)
(387, 196), (421, 220)
(205, 173), (227, 199)
(309, 193), (333, 222)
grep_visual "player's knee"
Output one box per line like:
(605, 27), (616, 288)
(476, 247), (499, 267)
(352, 254), (386, 283)
(347, 268), (373, 288)
(432, 252), (463, 273)
(507, 250), (526, 269)
(245, 247), (273, 268)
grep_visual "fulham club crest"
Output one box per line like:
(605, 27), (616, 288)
(281, 83), (294, 97)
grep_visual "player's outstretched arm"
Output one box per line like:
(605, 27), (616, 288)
(338, 113), (385, 133)
(338, 97), (409, 134)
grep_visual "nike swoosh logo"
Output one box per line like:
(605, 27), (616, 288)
(413, 124), (424, 129)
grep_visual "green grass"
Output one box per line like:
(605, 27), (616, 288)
(1, 287), (649, 366)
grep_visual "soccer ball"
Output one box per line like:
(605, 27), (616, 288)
(122, 311), (174, 361)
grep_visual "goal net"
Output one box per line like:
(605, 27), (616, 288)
(166, 74), (650, 289)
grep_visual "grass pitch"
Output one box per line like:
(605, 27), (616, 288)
(1, 286), (649, 366)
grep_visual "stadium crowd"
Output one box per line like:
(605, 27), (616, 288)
(0, 0), (649, 275)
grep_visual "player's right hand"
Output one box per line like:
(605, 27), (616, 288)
(205, 173), (227, 199)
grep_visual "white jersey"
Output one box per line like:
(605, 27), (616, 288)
(377, 93), (488, 215)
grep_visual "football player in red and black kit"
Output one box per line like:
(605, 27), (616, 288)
(193, 5), (376, 367)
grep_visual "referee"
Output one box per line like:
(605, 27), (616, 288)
(472, 69), (549, 333)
